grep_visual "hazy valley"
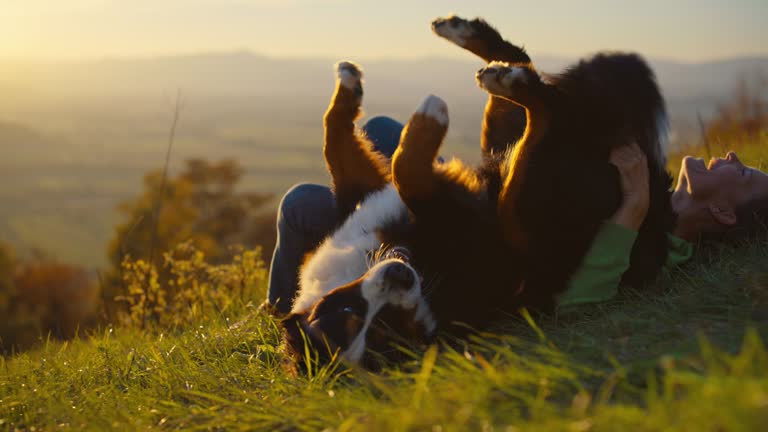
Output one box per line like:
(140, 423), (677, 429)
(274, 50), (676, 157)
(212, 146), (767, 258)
(1, 52), (766, 266)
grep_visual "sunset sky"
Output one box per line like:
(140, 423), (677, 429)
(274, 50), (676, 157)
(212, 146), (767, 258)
(2, 0), (767, 62)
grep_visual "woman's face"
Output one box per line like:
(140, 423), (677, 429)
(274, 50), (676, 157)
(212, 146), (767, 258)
(674, 151), (768, 208)
(672, 151), (768, 237)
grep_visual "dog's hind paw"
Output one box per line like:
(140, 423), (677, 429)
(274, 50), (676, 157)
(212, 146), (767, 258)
(476, 61), (530, 95)
(416, 95), (449, 126)
(431, 15), (476, 47)
(335, 61), (363, 91)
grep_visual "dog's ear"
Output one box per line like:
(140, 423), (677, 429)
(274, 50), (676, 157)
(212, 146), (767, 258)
(280, 312), (306, 349)
(280, 312), (309, 375)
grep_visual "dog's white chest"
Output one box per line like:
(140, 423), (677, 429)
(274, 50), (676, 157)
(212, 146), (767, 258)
(292, 185), (408, 312)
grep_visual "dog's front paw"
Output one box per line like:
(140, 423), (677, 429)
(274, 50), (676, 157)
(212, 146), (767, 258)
(431, 15), (476, 46)
(335, 61), (363, 94)
(476, 61), (530, 95)
(416, 94), (449, 126)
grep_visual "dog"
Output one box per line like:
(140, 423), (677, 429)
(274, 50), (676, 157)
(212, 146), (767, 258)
(281, 61), (523, 370)
(281, 16), (674, 371)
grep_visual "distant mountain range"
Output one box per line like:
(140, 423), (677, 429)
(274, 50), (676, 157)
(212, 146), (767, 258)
(2, 52), (767, 145)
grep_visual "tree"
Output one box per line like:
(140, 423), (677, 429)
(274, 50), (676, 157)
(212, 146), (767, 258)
(0, 241), (14, 294)
(105, 158), (275, 309)
(13, 259), (96, 339)
(0, 241), (16, 319)
(0, 242), (97, 353)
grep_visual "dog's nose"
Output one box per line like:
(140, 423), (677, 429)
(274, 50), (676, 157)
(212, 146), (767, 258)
(382, 262), (415, 290)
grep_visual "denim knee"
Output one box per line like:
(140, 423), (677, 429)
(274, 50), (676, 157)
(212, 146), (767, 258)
(361, 116), (443, 163)
(362, 116), (404, 159)
(276, 183), (338, 240)
(269, 183), (338, 311)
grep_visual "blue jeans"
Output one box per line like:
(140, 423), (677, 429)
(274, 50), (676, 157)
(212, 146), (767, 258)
(267, 116), (404, 313)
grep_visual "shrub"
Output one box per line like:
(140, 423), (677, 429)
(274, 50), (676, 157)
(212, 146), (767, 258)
(0, 244), (98, 353)
(104, 158), (275, 320)
(116, 241), (267, 329)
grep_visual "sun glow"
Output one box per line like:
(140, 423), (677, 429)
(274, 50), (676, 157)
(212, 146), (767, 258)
(0, 0), (765, 62)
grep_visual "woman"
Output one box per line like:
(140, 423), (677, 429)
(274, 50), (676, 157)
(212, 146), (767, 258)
(560, 144), (768, 306)
(264, 116), (768, 314)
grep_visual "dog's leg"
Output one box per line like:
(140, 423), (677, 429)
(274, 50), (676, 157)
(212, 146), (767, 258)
(480, 96), (528, 161)
(432, 15), (530, 159)
(324, 61), (390, 217)
(476, 62), (551, 252)
(392, 95), (449, 210)
(431, 15), (530, 64)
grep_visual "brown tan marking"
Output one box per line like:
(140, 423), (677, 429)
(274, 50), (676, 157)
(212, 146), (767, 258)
(391, 98), (449, 206)
(323, 62), (390, 209)
(481, 95), (527, 157)
(477, 63), (551, 252)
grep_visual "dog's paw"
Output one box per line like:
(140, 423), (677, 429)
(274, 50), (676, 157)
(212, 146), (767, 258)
(335, 61), (363, 91)
(431, 15), (476, 46)
(416, 95), (449, 126)
(476, 61), (529, 94)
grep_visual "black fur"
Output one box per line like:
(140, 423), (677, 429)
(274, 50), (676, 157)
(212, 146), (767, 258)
(377, 53), (673, 325)
(435, 15), (674, 295)
(465, 17), (532, 65)
(522, 53), (675, 292)
(376, 161), (524, 330)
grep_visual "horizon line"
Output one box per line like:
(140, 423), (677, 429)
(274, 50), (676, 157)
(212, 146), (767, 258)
(1, 49), (767, 67)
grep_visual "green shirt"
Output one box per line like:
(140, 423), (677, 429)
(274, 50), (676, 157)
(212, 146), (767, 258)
(557, 223), (693, 307)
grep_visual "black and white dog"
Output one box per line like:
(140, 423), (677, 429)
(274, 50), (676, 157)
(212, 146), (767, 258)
(281, 16), (674, 371)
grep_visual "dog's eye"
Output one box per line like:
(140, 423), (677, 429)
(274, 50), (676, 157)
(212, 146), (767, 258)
(310, 305), (358, 324)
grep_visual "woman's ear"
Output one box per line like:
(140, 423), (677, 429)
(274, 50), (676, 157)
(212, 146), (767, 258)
(708, 202), (737, 226)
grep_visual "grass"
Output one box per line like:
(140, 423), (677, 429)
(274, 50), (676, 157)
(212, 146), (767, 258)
(1, 237), (767, 431)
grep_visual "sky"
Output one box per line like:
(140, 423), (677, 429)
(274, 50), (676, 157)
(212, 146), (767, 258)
(1, 0), (767, 62)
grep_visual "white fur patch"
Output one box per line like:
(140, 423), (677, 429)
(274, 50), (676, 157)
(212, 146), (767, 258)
(293, 185), (407, 313)
(477, 62), (530, 96)
(486, 60), (510, 69)
(335, 61), (362, 90)
(501, 67), (528, 86)
(359, 261), (421, 309)
(431, 15), (474, 47)
(486, 61), (528, 85)
(293, 184), (437, 365)
(415, 303), (437, 334)
(416, 95), (449, 126)
(342, 259), (429, 363)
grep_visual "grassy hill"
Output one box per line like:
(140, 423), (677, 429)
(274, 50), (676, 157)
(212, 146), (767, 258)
(1, 236), (766, 430)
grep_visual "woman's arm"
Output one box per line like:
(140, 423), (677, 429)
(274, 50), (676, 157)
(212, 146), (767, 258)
(558, 143), (651, 307)
(609, 142), (650, 230)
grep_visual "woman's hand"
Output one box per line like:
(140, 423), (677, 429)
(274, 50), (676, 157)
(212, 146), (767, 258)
(609, 142), (650, 231)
